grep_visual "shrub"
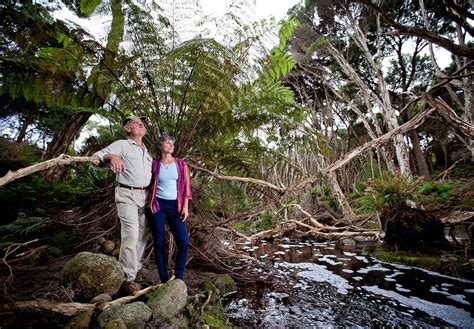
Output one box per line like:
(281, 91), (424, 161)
(357, 171), (423, 214)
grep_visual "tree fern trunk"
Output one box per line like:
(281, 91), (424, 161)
(44, 112), (92, 159)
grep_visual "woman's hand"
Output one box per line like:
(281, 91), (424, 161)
(181, 206), (189, 222)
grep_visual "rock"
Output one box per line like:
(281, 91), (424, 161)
(201, 273), (236, 297)
(65, 310), (94, 329)
(200, 281), (220, 304)
(104, 319), (127, 329)
(62, 252), (123, 301)
(152, 313), (190, 329)
(101, 240), (115, 254)
(146, 279), (187, 320)
(340, 238), (356, 248)
(111, 248), (120, 258)
(213, 274), (237, 296)
(469, 259), (474, 268)
(97, 302), (152, 329)
(197, 325), (210, 329)
(204, 304), (231, 329)
(91, 293), (113, 303)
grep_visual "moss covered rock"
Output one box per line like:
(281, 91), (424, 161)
(62, 252), (123, 301)
(91, 293), (113, 303)
(97, 302), (152, 329)
(104, 319), (127, 329)
(65, 310), (94, 329)
(146, 279), (187, 320)
(204, 304), (232, 329)
(202, 273), (237, 297)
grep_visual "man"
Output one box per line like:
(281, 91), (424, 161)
(93, 115), (152, 293)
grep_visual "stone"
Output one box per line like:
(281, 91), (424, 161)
(341, 238), (356, 248)
(213, 274), (237, 296)
(91, 293), (113, 303)
(104, 319), (127, 329)
(469, 259), (474, 267)
(111, 248), (120, 257)
(65, 310), (94, 329)
(101, 240), (116, 254)
(97, 302), (152, 329)
(152, 313), (190, 329)
(200, 281), (220, 304)
(62, 252), (123, 301)
(146, 279), (188, 320)
(201, 273), (237, 297)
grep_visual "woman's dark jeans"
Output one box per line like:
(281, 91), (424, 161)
(149, 198), (189, 282)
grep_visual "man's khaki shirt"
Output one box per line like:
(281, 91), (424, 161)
(93, 139), (152, 188)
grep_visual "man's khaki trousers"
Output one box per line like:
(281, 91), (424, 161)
(115, 186), (151, 282)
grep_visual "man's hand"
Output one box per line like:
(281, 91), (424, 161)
(107, 154), (126, 173)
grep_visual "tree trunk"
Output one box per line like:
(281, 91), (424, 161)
(44, 112), (92, 160)
(408, 129), (430, 180)
(327, 171), (356, 221)
(16, 111), (34, 143)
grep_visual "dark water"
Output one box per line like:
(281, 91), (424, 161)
(224, 239), (474, 328)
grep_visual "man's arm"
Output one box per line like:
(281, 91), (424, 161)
(103, 154), (126, 173)
(93, 141), (126, 174)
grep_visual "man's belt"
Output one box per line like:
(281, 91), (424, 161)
(118, 183), (148, 190)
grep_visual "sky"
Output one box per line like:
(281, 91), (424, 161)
(201, 0), (301, 19)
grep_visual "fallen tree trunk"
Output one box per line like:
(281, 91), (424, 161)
(0, 280), (169, 316)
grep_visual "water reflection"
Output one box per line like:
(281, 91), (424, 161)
(225, 238), (474, 327)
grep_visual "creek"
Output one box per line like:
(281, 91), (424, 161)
(224, 238), (474, 327)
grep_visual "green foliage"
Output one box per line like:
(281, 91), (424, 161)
(357, 171), (423, 213)
(364, 244), (438, 267)
(233, 210), (274, 235)
(79, 0), (102, 17)
(449, 163), (474, 179)
(417, 181), (456, 206)
(0, 212), (49, 238)
(0, 174), (92, 225)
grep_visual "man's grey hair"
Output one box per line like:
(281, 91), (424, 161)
(155, 134), (176, 153)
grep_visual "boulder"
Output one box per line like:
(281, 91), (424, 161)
(104, 319), (127, 329)
(62, 252), (123, 301)
(146, 279), (187, 320)
(340, 238), (356, 248)
(97, 302), (152, 329)
(91, 293), (113, 303)
(65, 310), (94, 329)
(201, 273), (237, 297)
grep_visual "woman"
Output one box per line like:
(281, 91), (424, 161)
(148, 134), (192, 283)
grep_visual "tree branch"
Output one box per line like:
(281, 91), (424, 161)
(0, 154), (99, 187)
(356, 0), (474, 59)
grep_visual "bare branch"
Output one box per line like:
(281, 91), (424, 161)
(0, 154), (100, 187)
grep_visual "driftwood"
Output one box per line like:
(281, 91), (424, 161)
(0, 279), (172, 316)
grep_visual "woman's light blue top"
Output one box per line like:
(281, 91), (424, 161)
(155, 161), (178, 200)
